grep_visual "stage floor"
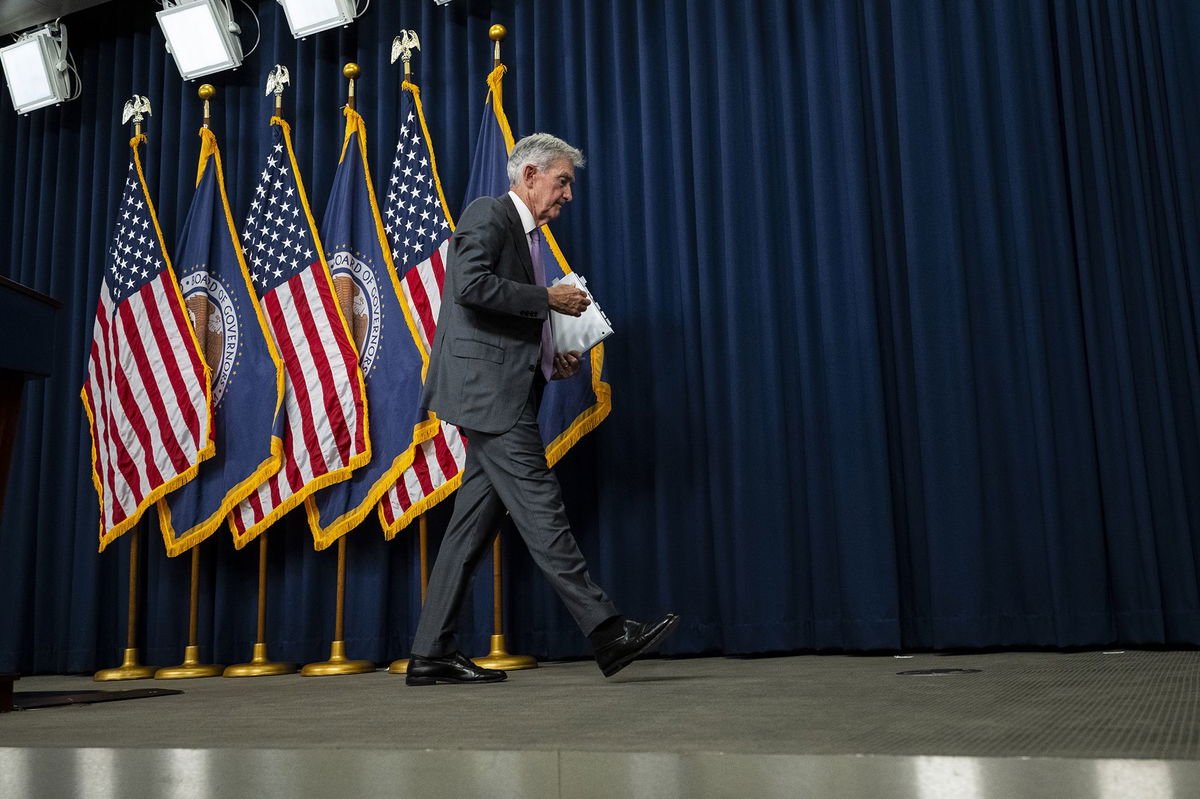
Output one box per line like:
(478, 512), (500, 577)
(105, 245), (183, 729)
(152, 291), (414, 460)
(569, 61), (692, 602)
(3, 650), (1199, 797)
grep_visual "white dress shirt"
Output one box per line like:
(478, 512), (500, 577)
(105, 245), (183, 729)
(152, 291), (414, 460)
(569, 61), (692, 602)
(508, 191), (539, 258)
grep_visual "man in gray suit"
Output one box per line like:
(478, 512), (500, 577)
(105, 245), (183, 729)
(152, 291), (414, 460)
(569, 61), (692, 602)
(406, 134), (679, 685)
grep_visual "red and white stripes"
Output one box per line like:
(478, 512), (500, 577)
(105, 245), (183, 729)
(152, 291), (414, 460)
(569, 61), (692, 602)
(380, 420), (466, 533)
(231, 263), (367, 541)
(84, 271), (211, 546)
(381, 238), (466, 534)
(401, 239), (448, 350)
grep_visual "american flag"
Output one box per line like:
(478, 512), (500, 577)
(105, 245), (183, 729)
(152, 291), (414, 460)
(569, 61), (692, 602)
(230, 119), (369, 546)
(378, 83), (467, 536)
(83, 137), (213, 551)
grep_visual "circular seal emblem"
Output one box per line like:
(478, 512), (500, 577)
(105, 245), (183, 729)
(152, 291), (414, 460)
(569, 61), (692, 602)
(328, 250), (383, 378)
(179, 271), (239, 407)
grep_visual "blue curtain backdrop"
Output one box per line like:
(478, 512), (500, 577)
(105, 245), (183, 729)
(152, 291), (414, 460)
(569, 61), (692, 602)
(1, 0), (1199, 673)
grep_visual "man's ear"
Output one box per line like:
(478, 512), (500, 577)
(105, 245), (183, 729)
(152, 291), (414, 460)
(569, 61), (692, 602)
(523, 163), (538, 185)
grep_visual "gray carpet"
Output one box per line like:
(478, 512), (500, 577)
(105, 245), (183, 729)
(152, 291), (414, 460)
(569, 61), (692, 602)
(3, 649), (1198, 760)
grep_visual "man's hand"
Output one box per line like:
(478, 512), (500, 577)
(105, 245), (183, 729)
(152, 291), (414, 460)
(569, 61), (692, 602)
(547, 285), (591, 316)
(552, 351), (583, 380)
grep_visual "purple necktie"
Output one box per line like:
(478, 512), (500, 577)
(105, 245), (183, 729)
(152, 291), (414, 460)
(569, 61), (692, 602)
(530, 228), (555, 380)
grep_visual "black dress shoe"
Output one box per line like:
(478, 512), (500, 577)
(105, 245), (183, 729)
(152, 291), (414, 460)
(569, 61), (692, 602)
(406, 652), (508, 686)
(593, 614), (681, 677)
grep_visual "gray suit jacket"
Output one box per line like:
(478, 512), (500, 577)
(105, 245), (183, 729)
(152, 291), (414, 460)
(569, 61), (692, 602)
(420, 194), (549, 435)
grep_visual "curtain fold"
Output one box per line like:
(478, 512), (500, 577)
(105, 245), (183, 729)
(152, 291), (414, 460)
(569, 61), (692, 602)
(1, 0), (1198, 673)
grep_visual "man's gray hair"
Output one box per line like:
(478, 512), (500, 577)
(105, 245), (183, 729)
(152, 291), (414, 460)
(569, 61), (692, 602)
(507, 133), (585, 187)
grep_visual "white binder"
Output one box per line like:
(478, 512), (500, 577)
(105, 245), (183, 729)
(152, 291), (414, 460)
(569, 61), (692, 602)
(549, 272), (613, 354)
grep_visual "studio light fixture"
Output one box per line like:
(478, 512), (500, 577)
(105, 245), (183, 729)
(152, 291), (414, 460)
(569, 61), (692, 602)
(276, 0), (360, 39)
(0, 22), (78, 115)
(157, 0), (244, 80)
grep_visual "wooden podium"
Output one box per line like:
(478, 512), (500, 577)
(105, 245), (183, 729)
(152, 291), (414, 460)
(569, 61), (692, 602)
(0, 275), (60, 517)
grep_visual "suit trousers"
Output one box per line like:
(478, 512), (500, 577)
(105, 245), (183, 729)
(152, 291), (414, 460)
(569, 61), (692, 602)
(411, 385), (618, 658)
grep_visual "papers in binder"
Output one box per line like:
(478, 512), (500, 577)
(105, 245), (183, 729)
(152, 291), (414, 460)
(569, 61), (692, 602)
(550, 272), (613, 354)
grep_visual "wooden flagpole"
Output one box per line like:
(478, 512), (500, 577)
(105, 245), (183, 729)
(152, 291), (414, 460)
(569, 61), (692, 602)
(94, 521), (156, 681)
(224, 532), (295, 677)
(471, 24), (537, 672)
(224, 69), (300, 678)
(383, 30), (431, 678)
(300, 62), (376, 679)
(95, 98), (159, 682)
(156, 84), (227, 681)
(388, 514), (429, 674)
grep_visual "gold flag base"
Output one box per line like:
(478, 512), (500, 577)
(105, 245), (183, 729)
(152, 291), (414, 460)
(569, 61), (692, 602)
(300, 641), (374, 676)
(473, 635), (537, 671)
(94, 648), (156, 681)
(223, 643), (296, 677)
(387, 658), (409, 674)
(154, 646), (223, 679)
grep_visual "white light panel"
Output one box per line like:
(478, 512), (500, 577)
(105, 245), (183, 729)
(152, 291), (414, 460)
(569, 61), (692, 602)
(0, 32), (69, 114)
(157, 0), (243, 80)
(277, 0), (358, 39)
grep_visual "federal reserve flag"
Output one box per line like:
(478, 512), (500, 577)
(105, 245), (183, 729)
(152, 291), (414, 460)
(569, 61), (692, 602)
(378, 80), (466, 537)
(305, 106), (437, 549)
(157, 127), (285, 556)
(82, 134), (214, 551)
(461, 65), (611, 466)
(230, 117), (370, 547)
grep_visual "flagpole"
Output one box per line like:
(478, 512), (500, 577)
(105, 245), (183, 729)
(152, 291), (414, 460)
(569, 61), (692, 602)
(156, 84), (228, 681)
(387, 513), (429, 674)
(491, 23), (504, 68)
(420, 514), (429, 599)
(224, 533), (296, 676)
(226, 69), (303, 678)
(383, 30), (431, 677)
(299, 61), (378, 680)
(472, 24), (536, 672)
(95, 99), (160, 681)
(95, 521), (156, 680)
(472, 528), (536, 670)
(390, 30), (428, 609)
(155, 545), (223, 679)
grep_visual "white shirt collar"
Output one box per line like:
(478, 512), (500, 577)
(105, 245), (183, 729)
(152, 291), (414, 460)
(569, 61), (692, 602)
(508, 191), (537, 237)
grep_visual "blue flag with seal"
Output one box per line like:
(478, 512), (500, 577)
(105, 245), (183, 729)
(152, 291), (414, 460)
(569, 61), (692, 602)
(157, 126), (285, 556)
(305, 106), (438, 549)
(464, 65), (611, 464)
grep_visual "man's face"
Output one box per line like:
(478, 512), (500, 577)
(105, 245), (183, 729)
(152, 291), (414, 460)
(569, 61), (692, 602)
(523, 158), (575, 226)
